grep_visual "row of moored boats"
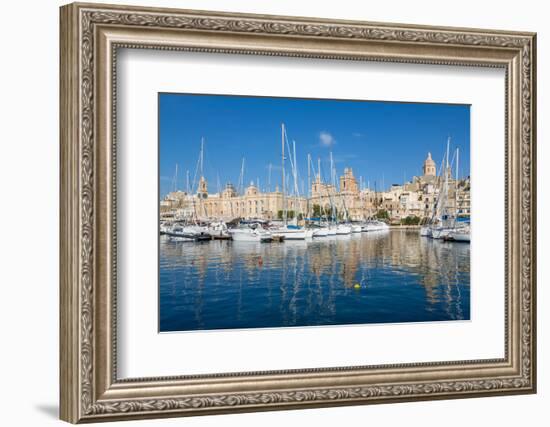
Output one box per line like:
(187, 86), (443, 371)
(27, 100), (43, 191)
(419, 138), (470, 243)
(420, 222), (470, 242)
(161, 219), (389, 243)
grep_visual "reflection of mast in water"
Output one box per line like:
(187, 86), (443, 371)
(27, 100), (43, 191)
(337, 236), (360, 288)
(453, 249), (464, 319)
(236, 263), (244, 323)
(284, 241), (307, 326)
(279, 241), (289, 326)
(325, 239), (338, 318)
(440, 242), (465, 320)
(307, 241), (330, 315)
(192, 243), (208, 330)
(441, 245), (454, 319)
(422, 239), (442, 308)
(291, 244), (301, 326)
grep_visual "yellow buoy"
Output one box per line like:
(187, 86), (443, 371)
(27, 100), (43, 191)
(354, 283), (361, 289)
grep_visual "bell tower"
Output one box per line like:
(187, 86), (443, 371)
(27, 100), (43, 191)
(423, 152), (436, 177)
(197, 176), (208, 199)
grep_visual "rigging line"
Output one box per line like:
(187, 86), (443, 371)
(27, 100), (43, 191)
(191, 146), (201, 194)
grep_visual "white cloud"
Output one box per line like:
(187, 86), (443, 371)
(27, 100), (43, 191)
(319, 131), (336, 147)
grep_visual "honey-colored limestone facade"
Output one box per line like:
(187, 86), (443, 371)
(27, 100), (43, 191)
(161, 153), (470, 222)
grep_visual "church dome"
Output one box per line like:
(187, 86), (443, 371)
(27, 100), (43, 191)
(424, 152), (435, 166)
(423, 152), (436, 176)
(245, 182), (259, 196)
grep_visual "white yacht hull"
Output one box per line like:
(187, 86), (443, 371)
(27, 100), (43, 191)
(271, 228), (309, 240)
(361, 221), (389, 232)
(169, 236), (194, 242)
(336, 225), (352, 235)
(312, 228), (328, 237)
(447, 228), (470, 242)
(229, 229), (272, 242)
(208, 222), (230, 238)
(452, 233), (470, 242)
(431, 228), (451, 239)
(327, 226), (337, 236)
(419, 226), (431, 236)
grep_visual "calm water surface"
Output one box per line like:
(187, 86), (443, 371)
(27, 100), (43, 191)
(159, 230), (470, 332)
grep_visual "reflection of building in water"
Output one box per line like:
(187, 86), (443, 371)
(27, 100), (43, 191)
(161, 153), (470, 222)
(306, 237), (361, 288)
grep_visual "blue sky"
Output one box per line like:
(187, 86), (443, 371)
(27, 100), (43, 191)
(159, 93), (470, 198)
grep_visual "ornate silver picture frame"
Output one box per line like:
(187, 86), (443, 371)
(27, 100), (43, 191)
(60, 2), (536, 423)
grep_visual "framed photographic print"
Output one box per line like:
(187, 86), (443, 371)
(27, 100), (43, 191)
(60, 2), (537, 423)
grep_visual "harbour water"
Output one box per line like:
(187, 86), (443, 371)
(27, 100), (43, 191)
(159, 230), (470, 332)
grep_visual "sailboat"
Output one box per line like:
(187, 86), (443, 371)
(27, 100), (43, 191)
(420, 154), (447, 237)
(314, 156), (337, 236)
(305, 155), (328, 238)
(329, 153), (352, 235)
(271, 123), (312, 240)
(429, 139), (463, 240)
(446, 225), (470, 242)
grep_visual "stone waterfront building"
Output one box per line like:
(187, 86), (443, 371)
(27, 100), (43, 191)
(161, 152), (470, 223)
(162, 178), (307, 221)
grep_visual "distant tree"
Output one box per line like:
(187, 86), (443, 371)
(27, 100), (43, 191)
(277, 210), (296, 220)
(376, 209), (389, 220)
(401, 215), (421, 225)
(312, 204), (322, 217)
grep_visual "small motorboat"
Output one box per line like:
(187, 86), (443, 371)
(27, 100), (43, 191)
(445, 227), (470, 243)
(229, 224), (272, 242)
(207, 221), (231, 239)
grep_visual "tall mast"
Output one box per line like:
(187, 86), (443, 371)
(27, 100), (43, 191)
(307, 153), (311, 218)
(200, 137), (204, 177)
(456, 147), (459, 181)
(281, 123), (286, 225)
(330, 152), (335, 222)
(173, 163), (178, 192)
(330, 152), (334, 186)
(317, 157), (323, 221)
(268, 163), (272, 192)
(360, 176), (364, 220)
(238, 157), (245, 195)
(374, 180), (378, 214)
(456, 147), (459, 216)
(293, 139), (299, 223)
(446, 136), (450, 174)
(186, 169), (190, 194)
(293, 139), (298, 193)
